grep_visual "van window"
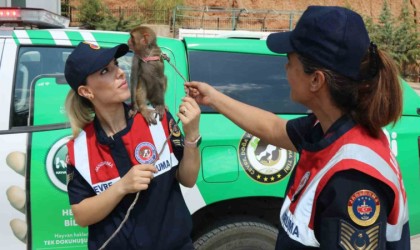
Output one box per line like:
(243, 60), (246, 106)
(188, 51), (307, 114)
(12, 46), (133, 127)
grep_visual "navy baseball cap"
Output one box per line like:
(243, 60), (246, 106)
(267, 6), (370, 80)
(64, 42), (129, 92)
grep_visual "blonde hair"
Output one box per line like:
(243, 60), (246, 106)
(65, 90), (95, 138)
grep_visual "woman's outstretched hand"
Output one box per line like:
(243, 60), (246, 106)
(184, 81), (217, 107)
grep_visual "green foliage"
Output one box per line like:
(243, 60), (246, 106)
(137, 0), (184, 10)
(136, 0), (184, 23)
(77, 0), (141, 31)
(61, 0), (70, 17)
(96, 8), (141, 32)
(393, 0), (420, 77)
(77, 0), (106, 29)
(364, 0), (420, 80)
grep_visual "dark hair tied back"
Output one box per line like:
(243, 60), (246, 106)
(361, 42), (379, 82)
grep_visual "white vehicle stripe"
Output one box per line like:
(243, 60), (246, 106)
(13, 30), (32, 44)
(79, 31), (97, 45)
(49, 30), (72, 46)
(181, 184), (206, 214)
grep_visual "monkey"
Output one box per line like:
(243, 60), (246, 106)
(128, 25), (167, 125)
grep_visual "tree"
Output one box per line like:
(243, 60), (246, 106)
(393, 0), (420, 79)
(77, 0), (107, 30)
(373, 0), (396, 56)
(96, 8), (140, 32)
(364, 0), (420, 81)
(136, 0), (184, 23)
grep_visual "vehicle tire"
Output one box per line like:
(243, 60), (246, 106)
(193, 218), (278, 250)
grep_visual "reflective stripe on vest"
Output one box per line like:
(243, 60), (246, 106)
(280, 143), (408, 247)
(73, 119), (179, 194)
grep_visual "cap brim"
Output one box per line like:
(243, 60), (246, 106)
(266, 31), (294, 54)
(89, 44), (129, 75)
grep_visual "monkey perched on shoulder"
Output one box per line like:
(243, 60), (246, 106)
(128, 25), (167, 125)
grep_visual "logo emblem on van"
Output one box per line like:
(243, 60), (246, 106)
(238, 133), (296, 183)
(46, 136), (71, 192)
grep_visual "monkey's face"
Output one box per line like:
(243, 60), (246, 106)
(128, 32), (145, 55)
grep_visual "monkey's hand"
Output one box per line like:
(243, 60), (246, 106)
(155, 105), (166, 122)
(140, 107), (158, 125)
(128, 108), (138, 118)
(161, 53), (170, 62)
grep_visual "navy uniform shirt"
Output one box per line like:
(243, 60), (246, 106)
(275, 114), (410, 250)
(67, 105), (193, 250)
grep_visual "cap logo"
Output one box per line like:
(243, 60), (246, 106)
(83, 41), (100, 50)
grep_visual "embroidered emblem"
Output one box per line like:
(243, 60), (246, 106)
(238, 133), (297, 184)
(291, 171), (310, 201)
(83, 41), (100, 49)
(339, 220), (381, 250)
(135, 142), (158, 164)
(347, 190), (380, 227)
(169, 118), (181, 137)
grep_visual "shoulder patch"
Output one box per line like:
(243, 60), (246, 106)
(169, 118), (183, 147)
(169, 118), (181, 137)
(339, 220), (381, 250)
(347, 190), (380, 227)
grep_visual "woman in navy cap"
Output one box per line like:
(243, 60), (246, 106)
(186, 5), (409, 249)
(64, 42), (201, 249)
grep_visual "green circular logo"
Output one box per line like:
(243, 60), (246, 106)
(46, 136), (71, 192)
(238, 133), (297, 183)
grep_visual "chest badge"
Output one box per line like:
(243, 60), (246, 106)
(135, 142), (158, 164)
(347, 190), (380, 227)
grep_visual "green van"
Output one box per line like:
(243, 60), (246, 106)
(0, 29), (419, 249)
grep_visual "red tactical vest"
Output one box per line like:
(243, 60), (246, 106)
(67, 114), (178, 194)
(280, 126), (408, 247)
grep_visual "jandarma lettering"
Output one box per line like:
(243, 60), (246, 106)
(155, 160), (171, 171)
(282, 212), (299, 237)
(95, 161), (113, 172)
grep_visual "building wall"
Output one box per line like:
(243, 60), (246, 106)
(26, 0), (61, 14)
(0, 0), (61, 14)
(0, 0), (9, 6)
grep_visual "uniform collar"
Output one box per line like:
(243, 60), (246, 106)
(304, 114), (355, 151)
(93, 103), (134, 145)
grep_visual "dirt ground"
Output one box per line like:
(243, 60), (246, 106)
(106, 0), (418, 23)
(185, 0), (419, 23)
(69, 0), (420, 82)
(70, 0), (420, 24)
